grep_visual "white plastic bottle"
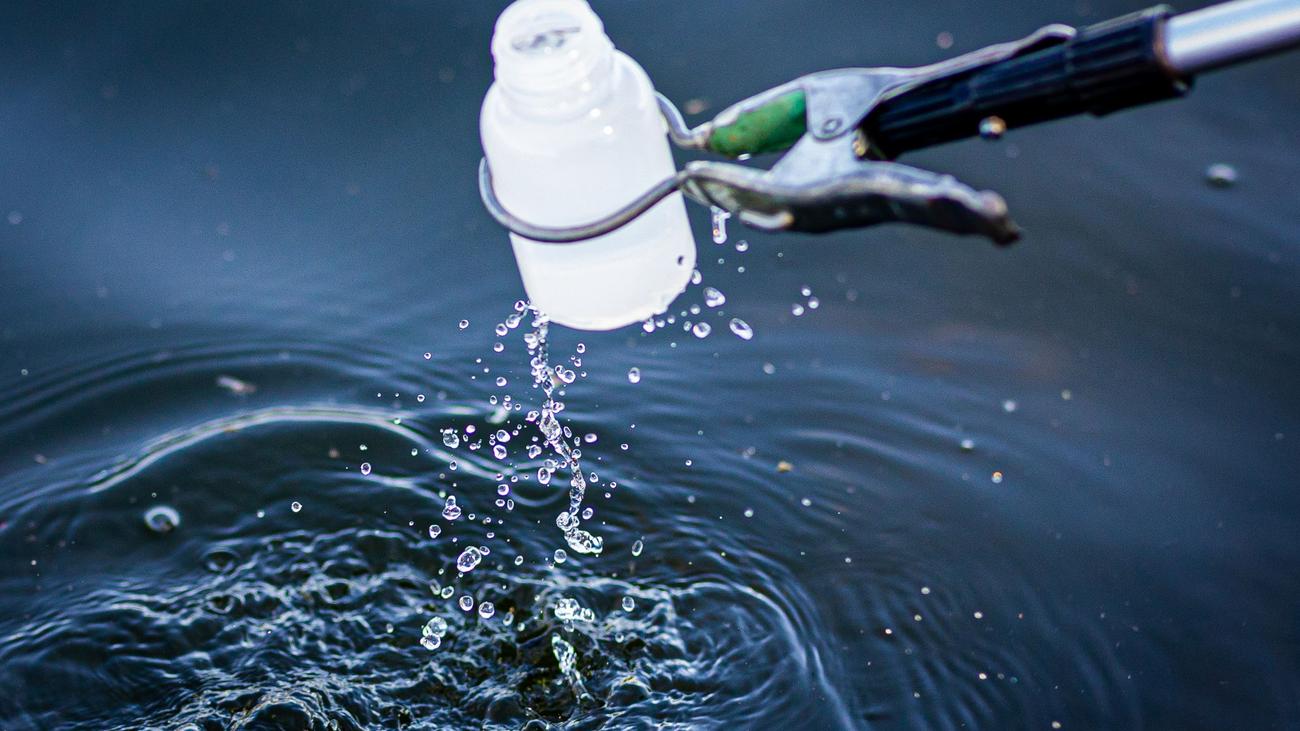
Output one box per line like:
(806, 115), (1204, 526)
(480, 0), (696, 331)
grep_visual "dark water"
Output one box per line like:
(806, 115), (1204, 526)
(2, 1), (1298, 729)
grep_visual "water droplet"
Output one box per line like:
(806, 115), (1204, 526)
(440, 586), (454, 599)
(458, 595), (474, 612)
(360, 462), (372, 476)
(735, 239), (749, 252)
(420, 635), (441, 651)
(991, 471), (1004, 484)
(513, 555), (524, 566)
(622, 596), (635, 612)
(553, 548), (567, 564)
(441, 429), (460, 448)
(704, 287), (726, 307)
(495, 323), (508, 336)
(496, 376), (507, 387)
(1205, 162), (1237, 187)
(807, 296), (820, 309)
(458, 319), (469, 330)
(423, 616), (448, 638)
(710, 206), (731, 244)
(729, 318), (753, 340)
(478, 601), (495, 619)
(792, 303), (805, 316)
(692, 322), (711, 338)
(553, 597), (595, 622)
(428, 524), (441, 539)
(743, 508), (754, 518)
(631, 539), (644, 557)
(492, 444), (508, 460)
(581, 506), (593, 520)
(423, 352), (432, 360)
(143, 505), (180, 534)
(627, 367), (641, 384)
(457, 546), (483, 572)
(290, 501), (302, 513)
(1002, 399), (1018, 413)
(960, 438), (975, 452)
(442, 496), (462, 521)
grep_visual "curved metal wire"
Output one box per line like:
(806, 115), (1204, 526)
(477, 158), (690, 244)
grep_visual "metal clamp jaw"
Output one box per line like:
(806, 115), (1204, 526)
(479, 23), (1081, 245)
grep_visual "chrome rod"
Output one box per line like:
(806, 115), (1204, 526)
(1166, 0), (1300, 74)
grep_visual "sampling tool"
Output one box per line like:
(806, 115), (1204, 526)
(481, 0), (1300, 247)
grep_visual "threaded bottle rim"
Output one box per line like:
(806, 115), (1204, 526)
(491, 0), (614, 117)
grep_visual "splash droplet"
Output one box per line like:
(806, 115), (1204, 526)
(442, 496), (462, 521)
(553, 548), (567, 564)
(621, 596), (635, 612)
(729, 318), (753, 340)
(704, 287), (726, 307)
(360, 462), (372, 476)
(692, 322), (711, 338)
(428, 524), (441, 539)
(458, 319), (469, 330)
(290, 501), (302, 513)
(631, 539), (644, 557)
(478, 601), (495, 619)
(627, 367), (641, 384)
(457, 546), (483, 573)
(458, 595), (474, 612)
(143, 506), (181, 534)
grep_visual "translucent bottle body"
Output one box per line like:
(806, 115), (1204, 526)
(481, 0), (696, 331)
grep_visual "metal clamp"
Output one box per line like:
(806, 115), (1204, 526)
(479, 23), (1080, 245)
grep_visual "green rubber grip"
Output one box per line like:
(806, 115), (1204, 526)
(706, 90), (807, 158)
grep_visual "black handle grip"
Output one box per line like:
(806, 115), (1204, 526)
(865, 6), (1191, 158)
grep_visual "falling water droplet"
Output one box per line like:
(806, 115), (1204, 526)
(360, 462), (372, 476)
(290, 501), (302, 513)
(423, 616), (448, 637)
(704, 287), (726, 307)
(553, 548), (567, 564)
(622, 596), (635, 612)
(710, 206), (730, 244)
(143, 505), (181, 534)
(729, 318), (754, 340)
(458, 595), (474, 612)
(428, 524), (441, 539)
(478, 601), (495, 619)
(627, 367), (641, 384)
(457, 546), (483, 572)
(442, 496), (462, 521)
(631, 539), (644, 557)
(692, 322), (711, 338)
(442, 429), (460, 448)
(458, 319), (469, 330)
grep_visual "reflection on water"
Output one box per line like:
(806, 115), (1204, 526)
(2, 0), (1299, 729)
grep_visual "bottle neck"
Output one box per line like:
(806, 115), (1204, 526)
(491, 0), (616, 120)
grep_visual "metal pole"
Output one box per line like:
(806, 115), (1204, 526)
(1165, 0), (1300, 74)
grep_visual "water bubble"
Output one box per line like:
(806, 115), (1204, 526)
(631, 539), (644, 557)
(458, 595), (474, 612)
(478, 601), (495, 619)
(622, 596), (635, 612)
(710, 206), (730, 244)
(428, 524), (441, 539)
(729, 318), (754, 340)
(442, 496), (462, 521)
(360, 462), (372, 476)
(457, 546), (483, 573)
(143, 505), (181, 534)
(291, 501), (302, 513)
(692, 322), (711, 338)
(458, 319), (469, 330)
(704, 287), (726, 307)
(553, 548), (567, 564)
(441, 429), (460, 448)
(627, 367), (641, 384)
